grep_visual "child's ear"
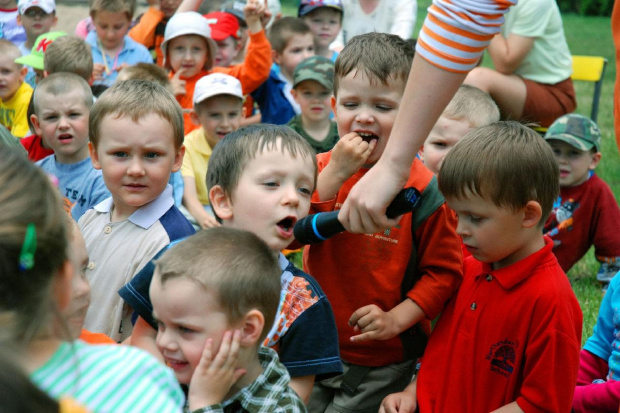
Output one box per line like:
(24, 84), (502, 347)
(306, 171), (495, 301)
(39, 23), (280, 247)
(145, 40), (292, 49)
(89, 142), (102, 170)
(190, 110), (201, 126)
(171, 145), (185, 173)
(522, 201), (542, 229)
(589, 152), (602, 170)
(209, 185), (233, 221)
(30, 114), (42, 136)
(290, 88), (299, 102)
(238, 309), (265, 347)
(418, 145), (425, 162)
(330, 96), (337, 116)
(16, 14), (23, 26)
(272, 49), (281, 65)
(19, 66), (28, 82)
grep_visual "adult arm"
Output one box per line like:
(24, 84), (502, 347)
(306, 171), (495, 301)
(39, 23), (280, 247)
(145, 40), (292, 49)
(487, 33), (534, 74)
(338, 0), (516, 234)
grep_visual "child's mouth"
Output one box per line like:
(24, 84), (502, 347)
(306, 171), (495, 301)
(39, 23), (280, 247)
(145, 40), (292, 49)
(58, 134), (73, 142)
(276, 216), (297, 237)
(356, 132), (379, 143)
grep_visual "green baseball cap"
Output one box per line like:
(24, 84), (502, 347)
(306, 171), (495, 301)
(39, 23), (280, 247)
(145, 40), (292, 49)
(14, 31), (67, 70)
(544, 113), (601, 152)
(293, 55), (335, 91)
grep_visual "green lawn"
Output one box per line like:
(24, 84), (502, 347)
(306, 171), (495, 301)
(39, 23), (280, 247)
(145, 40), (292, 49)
(282, 0), (618, 345)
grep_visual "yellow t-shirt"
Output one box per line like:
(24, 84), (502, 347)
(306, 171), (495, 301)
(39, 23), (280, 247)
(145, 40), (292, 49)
(0, 82), (33, 138)
(180, 127), (213, 205)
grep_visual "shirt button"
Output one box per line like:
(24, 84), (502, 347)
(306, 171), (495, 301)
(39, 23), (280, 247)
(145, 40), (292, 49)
(486, 274), (493, 282)
(104, 225), (112, 234)
(87, 261), (95, 270)
(470, 303), (477, 310)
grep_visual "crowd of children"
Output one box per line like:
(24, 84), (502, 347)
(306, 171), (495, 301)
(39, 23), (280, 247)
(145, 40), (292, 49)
(0, 0), (619, 411)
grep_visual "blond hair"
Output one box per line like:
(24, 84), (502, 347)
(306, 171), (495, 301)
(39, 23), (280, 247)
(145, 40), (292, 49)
(44, 36), (94, 82)
(438, 121), (559, 223)
(89, 80), (184, 149)
(333, 32), (414, 97)
(89, 0), (135, 20)
(33, 72), (93, 115)
(268, 17), (311, 54)
(117, 63), (172, 92)
(155, 227), (281, 341)
(0, 146), (68, 344)
(0, 40), (23, 69)
(443, 85), (500, 128)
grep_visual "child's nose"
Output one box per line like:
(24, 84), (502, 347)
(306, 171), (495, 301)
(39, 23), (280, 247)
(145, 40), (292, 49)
(355, 107), (374, 124)
(281, 185), (300, 207)
(127, 158), (146, 176)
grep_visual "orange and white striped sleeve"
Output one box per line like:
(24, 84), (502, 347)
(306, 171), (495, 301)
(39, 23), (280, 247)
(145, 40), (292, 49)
(416, 0), (517, 73)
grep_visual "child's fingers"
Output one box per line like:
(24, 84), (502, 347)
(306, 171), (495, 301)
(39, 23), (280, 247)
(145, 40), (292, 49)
(196, 338), (215, 373)
(350, 330), (377, 342)
(348, 305), (373, 327)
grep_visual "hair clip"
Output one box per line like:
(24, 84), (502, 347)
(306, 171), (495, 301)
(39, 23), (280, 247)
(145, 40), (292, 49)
(18, 223), (37, 272)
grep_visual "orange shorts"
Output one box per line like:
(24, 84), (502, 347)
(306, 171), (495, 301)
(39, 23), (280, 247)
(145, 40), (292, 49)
(522, 76), (577, 128)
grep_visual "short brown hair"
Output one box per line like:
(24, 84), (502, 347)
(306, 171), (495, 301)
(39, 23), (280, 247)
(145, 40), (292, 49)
(155, 227), (281, 342)
(43, 36), (94, 82)
(89, 0), (135, 20)
(333, 32), (414, 97)
(438, 121), (559, 223)
(207, 124), (317, 220)
(268, 17), (311, 54)
(117, 63), (172, 92)
(33, 72), (93, 115)
(443, 85), (500, 128)
(89, 80), (184, 149)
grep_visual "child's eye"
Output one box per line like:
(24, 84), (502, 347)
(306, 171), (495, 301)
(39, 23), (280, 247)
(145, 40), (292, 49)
(263, 181), (279, 188)
(144, 152), (160, 159)
(298, 186), (312, 196)
(114, 152), (128, 158)
(432, 141), (447, 148)
(178, 326), (195, 334)
(44, 115), (58, 121)
(342, 102), (358, 109)
(468, 215), (483, 223)
(376, 104), (392, 112)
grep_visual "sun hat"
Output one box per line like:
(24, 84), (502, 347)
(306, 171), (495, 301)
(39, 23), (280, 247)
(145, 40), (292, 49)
(18, 0), (55, 15)
(544, 114), (601, 152)
(14, 31), (66, 70)
(293, 55), (334, 90)
(204, 11), (240, 41)
(161, 12), (217, 71)
(298, 0), (343, 17)
(194, 73), (244, 107)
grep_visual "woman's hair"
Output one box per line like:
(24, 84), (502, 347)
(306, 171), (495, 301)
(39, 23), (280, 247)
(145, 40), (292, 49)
(0, 346), (59, 413)
(0, 146), (69, 343)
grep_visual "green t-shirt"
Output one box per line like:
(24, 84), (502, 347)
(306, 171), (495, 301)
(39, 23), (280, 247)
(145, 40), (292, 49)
(287, 115), (340, 154)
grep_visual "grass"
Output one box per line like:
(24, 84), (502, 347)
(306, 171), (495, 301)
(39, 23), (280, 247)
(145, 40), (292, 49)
(282, 0), (617, 345)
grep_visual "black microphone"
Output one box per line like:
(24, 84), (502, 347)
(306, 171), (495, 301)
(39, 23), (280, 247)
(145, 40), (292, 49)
(294, 187), (422, 245)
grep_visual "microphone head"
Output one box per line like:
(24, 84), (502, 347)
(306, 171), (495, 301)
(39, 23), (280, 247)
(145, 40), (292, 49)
(294, 214), (322, 244)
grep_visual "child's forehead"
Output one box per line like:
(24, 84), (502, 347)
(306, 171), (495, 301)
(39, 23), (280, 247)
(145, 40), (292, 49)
(0, 56), (21, 71)
(247, 144), (315, 172)
(38, 89), (89, 106)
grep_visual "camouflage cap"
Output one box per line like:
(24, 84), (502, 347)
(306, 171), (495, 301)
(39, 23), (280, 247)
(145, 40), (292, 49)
(298, 0), (343, 17)
(293, 55), (334, 91)
(544, 113), (601, 152)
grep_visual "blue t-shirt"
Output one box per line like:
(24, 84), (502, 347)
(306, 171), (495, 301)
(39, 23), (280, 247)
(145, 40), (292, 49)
(120, 248), (342, 381)
(85, 31), (153, 86)
(584, 270), (620, 380)
(36, 155), (110, 221)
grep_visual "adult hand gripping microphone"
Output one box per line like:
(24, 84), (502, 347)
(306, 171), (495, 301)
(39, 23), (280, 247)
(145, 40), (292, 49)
(293, 187), (422, 245)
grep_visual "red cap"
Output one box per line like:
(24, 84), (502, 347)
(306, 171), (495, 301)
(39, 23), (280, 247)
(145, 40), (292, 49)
(203, 11), (240, 41)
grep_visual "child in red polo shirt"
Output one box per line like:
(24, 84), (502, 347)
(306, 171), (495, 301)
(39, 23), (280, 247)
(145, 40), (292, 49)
(380, 122), (583, 413)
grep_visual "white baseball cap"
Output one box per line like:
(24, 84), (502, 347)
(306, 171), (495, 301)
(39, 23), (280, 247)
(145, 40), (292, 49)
(18, 0), (55, 14)
(161, 12), (217, 71)
(194, 73), (244, 106)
